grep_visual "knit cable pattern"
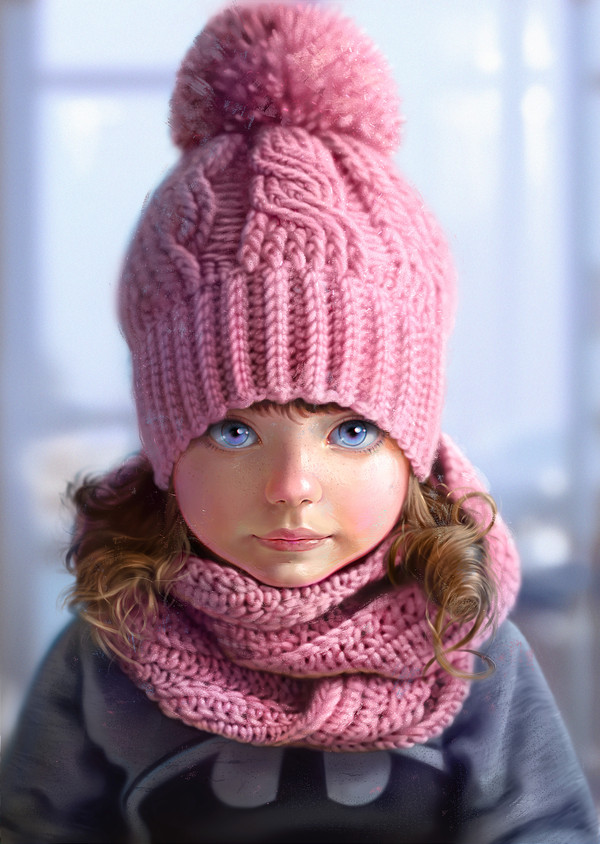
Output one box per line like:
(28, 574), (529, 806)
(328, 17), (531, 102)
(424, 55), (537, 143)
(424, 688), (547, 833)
(118, 3), (457, 488)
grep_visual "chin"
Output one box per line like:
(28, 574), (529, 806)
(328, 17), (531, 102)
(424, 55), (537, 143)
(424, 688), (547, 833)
(241, 561), (351, 589)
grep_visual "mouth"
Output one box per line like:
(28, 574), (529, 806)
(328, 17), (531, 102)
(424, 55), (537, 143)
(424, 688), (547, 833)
(254, 528), (330, 552)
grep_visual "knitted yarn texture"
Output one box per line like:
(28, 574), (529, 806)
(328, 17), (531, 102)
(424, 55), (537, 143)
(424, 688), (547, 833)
(114, 436), (521, 751)
(118, 2), (457, 488)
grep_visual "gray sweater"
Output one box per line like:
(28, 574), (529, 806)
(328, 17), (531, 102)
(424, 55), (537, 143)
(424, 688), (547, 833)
(1, 618), (598, 844)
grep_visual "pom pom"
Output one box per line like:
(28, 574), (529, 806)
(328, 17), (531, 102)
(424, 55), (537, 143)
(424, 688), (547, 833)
(170, 2), (402, 154)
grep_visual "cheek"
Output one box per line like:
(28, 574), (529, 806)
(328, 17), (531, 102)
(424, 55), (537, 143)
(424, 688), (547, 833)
(344, 459), (409, 537)
(174, 452), (257, 544)
(174, 461), (210, 537)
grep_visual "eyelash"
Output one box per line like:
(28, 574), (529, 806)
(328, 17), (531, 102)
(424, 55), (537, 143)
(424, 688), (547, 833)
(201, 438), (227, 452)
(201, 418), (386, 452)
(329, 418), (384, 452)
(360, 437), (385, 454)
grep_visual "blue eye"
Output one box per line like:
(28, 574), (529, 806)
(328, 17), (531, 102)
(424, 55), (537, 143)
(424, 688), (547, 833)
(207, 419), (258, 449)
(330, 419), (380, 450)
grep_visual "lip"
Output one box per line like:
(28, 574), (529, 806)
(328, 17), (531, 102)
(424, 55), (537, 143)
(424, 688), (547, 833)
(254, 528), (330, 552)
(259, 528), (327, 540)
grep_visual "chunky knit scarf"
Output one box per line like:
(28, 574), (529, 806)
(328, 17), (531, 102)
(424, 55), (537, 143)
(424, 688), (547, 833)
(116, 435), (520, 751)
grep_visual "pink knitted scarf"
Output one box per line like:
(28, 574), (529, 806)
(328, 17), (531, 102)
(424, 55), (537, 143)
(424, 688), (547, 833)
(116, 435), (520, 751)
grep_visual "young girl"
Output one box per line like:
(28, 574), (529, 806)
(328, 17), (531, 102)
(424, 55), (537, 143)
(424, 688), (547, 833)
(2, 3), (597, 843)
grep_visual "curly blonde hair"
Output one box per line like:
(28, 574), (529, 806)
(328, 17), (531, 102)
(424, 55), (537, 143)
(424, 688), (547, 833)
(387, 473), (497, 678)
(65, 404), (498, 678)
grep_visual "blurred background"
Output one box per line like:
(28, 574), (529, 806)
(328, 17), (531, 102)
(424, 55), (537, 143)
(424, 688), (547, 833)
(1, 0), (599, 805)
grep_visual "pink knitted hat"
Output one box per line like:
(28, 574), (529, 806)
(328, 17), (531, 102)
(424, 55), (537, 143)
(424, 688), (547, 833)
(118, 2), (457, 489)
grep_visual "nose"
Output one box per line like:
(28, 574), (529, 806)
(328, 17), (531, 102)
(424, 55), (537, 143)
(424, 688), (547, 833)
(264, 444), (323, 506)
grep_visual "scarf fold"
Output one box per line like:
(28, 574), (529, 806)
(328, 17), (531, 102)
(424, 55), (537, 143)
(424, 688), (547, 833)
(115, 434), (520, 751)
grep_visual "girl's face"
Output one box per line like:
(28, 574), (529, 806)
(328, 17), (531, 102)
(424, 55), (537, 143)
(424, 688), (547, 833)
(173, 404), (410, 588)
